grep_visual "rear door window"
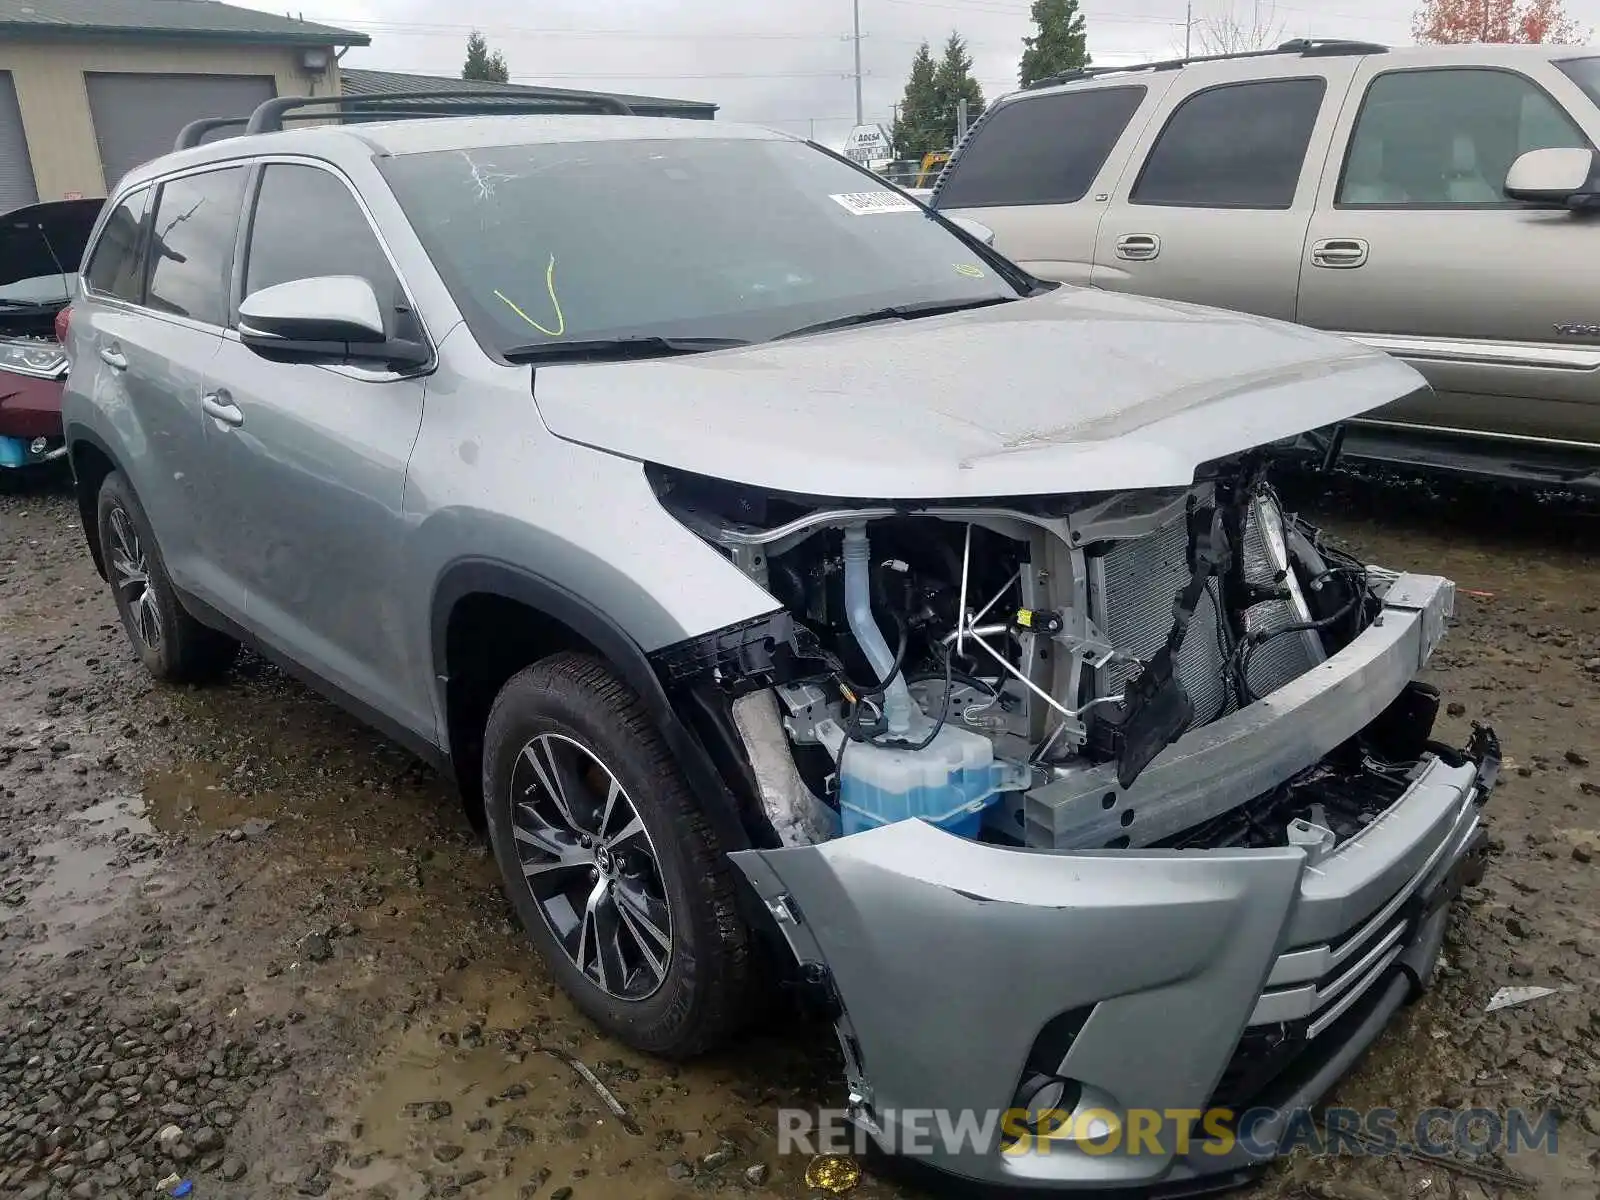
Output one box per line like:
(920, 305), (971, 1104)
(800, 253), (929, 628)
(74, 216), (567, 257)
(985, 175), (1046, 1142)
(145, 165), (249, 327)
(1132, 78), (1327, 209)
(83, 188), (151, 303)
(936, 86), (1147, 208)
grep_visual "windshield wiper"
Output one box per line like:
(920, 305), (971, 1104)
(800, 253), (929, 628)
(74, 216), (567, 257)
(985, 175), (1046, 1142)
(502, 335), (750, 364)
(774, 295), (1016, 341)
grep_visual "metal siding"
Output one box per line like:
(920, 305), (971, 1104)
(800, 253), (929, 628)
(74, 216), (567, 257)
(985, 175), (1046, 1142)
(0, 71), (38, 212)
(84, 72), (276, 190)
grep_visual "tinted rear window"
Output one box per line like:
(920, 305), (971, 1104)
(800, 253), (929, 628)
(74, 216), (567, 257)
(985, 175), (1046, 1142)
(936, 86), (1146, 208)
(1132, 77), (1326, 208)
(147, 167), (248, 326)
(83, 188), (150, 303)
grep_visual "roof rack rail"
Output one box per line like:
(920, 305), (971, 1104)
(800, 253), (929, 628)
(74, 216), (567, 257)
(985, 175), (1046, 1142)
(1023, 37), (1387, 89)
(174, 88), (634, 150)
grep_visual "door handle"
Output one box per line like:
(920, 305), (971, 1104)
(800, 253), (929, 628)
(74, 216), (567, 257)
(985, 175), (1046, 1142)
(202, 393), (244, 428)
(99, 347), (127, 370)
(1115, 233), (1161, 261)
(1311, 238), (1369, 269)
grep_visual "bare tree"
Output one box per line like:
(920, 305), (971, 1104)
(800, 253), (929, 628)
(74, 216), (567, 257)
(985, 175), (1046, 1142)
(1184, 0), (1287, 55)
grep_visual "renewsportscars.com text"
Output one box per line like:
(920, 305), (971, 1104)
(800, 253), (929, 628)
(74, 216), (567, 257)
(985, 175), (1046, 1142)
(777, 1105), (1559, 1159)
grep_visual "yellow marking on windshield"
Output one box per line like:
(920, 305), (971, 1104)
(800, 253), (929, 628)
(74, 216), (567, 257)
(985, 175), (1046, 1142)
(954, 263), (986, 279)
(494, 254), (565, 337)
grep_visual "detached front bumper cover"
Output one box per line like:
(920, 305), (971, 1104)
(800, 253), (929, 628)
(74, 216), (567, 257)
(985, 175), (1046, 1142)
(731, 574), (1497, 1192)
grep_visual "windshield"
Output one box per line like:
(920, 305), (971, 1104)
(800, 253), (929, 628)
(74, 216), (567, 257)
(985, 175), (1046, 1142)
(379, 136), (1023, 356)
(0, 273), (76, 306)
(1557, 56), (1600, 110)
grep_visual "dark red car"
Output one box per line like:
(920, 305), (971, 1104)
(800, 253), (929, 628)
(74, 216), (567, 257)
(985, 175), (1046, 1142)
(0, 198), (103, 474)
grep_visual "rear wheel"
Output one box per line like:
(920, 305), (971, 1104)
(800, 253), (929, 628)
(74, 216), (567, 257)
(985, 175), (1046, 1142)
(482, 652), (752, 1057)
(97, 471), (239, 683)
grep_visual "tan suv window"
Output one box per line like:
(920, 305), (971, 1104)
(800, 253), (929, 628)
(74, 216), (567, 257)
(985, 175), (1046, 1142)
(1131, 77), (1326, 209)
(1338, 67), (1588, 208)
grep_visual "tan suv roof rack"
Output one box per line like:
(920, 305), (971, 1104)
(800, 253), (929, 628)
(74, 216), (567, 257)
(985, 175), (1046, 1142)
(1023, 37), (1388, 91)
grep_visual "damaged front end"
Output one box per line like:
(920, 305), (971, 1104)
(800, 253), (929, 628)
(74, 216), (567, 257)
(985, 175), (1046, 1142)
(645, 456), (1499, 1191)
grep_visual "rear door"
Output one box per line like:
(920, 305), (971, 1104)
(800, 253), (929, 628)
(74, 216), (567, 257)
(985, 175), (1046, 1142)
(934, 80), (1172, 285)
(1092, 57), (1362, 321)
(1297, 53), (1600, 445)
(201, 159), (434, 737)
(76, 166), (250, 616)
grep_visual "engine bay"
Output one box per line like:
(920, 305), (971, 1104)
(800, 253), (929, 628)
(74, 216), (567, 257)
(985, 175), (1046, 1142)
(650, 456), (1452, 856)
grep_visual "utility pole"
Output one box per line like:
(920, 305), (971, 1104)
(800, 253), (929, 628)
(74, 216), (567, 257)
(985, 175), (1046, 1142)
(852, 0), (864, 125)
(1184, 0), (1193, 57)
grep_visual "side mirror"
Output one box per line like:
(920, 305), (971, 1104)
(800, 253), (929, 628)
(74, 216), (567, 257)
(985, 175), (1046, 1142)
(1504, 147), (1600, 208)
(238, 276), (429, 369)
(948, 214), (996, 247)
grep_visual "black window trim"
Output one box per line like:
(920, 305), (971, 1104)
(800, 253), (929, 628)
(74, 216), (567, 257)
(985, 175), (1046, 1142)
(934, 82), (1150, 210)
(1332, 63), (1595, 212)
(1129, 74), (1330, 211)
(132, 160), (254, 333)
(80, 184), (154, 307)
(231, 153), (435, 375)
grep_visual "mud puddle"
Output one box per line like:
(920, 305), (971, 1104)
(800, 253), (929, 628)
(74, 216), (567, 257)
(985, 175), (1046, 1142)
(325, 959), (877, 1200)
(0, 793), (163, 958)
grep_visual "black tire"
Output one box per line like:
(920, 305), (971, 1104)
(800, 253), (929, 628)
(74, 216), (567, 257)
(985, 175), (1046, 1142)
(483, 652), (753, 1058)
(97, 470), (239, 683)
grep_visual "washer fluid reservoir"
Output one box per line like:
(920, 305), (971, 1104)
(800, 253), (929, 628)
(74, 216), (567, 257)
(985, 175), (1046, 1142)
(836, 720), (1024, 839)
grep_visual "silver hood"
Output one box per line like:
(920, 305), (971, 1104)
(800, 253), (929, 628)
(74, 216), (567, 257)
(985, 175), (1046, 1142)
(531, 286), (1425, 499)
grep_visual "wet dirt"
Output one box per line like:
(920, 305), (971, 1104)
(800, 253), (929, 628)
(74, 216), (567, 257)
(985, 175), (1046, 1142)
(2, 467), (1598, 1200)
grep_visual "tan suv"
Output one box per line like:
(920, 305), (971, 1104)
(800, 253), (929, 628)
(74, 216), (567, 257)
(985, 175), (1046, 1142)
(931, 39), (1600, 491)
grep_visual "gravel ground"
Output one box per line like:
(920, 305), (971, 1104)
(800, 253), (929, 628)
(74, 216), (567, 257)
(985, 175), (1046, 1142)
(1, 465), (1597, 1200)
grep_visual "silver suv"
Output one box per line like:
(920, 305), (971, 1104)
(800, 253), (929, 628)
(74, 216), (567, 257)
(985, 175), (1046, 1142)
(932, 39), (1600, 491)
(60, 92), (1499, 1192)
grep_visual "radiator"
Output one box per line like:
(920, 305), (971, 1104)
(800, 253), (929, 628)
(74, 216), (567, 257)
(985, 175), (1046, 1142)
(1090, 496), (1321, 734)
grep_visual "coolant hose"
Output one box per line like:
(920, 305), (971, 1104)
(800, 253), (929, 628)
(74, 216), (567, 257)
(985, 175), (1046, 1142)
(842, 525), (917, 734)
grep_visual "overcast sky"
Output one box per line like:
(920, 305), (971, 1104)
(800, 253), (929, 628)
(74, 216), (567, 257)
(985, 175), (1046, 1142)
(251, 0), (1599, 144)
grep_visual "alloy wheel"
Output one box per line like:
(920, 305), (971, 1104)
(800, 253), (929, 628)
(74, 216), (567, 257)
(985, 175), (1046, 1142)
(509, 733), (673, 1000)
(108, 506), (162, 651)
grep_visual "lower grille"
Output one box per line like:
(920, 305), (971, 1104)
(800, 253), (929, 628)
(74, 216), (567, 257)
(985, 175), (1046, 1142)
(1092, 495), (1320, 730)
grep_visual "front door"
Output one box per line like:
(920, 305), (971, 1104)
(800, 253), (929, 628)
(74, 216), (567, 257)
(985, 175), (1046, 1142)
(203, 160), (433, 737)
(1091, 58), (1361, 322)
(1297, 56), (1600, 446)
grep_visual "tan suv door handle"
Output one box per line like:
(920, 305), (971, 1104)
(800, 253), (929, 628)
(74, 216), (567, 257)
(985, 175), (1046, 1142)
(1115, 233), (1161, 261)
(1311, 238), (1369, 269)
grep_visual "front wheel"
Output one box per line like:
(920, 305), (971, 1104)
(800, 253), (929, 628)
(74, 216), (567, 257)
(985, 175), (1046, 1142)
(482, 652), (753, 1057)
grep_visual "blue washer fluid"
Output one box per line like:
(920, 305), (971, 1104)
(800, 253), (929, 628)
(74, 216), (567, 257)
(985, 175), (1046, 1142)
(838, 721), (1014, 839)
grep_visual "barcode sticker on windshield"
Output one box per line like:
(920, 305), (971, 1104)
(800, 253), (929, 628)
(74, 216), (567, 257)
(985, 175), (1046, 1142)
(829, 191), (920, 216)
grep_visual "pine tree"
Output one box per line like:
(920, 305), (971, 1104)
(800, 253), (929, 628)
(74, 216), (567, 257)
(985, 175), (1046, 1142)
(931, 33), (986, 150)
(462, 31), (511, 83)
(1019, 0), (1090, 87)
(892, 42), (943, 161)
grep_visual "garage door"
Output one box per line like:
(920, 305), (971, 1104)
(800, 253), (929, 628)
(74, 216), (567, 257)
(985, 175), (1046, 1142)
(85, 73), (277, 190)
(0, 71), (38, 214)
